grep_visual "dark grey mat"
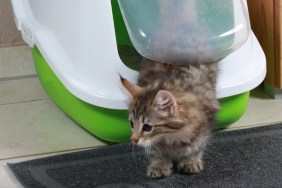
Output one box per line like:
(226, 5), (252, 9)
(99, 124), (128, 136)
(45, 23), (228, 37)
(8, 124), (282, 188)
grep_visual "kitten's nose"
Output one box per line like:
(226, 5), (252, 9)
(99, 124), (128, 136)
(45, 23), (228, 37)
(131, 133), (140, 144)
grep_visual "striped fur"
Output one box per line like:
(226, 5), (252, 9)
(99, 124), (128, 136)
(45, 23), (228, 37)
(122, 58), (219, 178)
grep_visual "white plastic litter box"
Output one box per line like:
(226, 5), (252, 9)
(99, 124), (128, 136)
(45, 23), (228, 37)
(10, 0), (266, 142)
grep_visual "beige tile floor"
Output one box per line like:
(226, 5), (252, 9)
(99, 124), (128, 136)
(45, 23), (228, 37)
(0, 45), (282, 188)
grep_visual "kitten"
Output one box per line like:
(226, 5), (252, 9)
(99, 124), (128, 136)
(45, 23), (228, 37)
(121, 58), (220, 178)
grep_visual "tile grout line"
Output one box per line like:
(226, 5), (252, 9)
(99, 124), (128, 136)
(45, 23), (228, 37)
(0, 98), (50, 106)
(0, 74), (37, 82)
(225, 121), (282, 131)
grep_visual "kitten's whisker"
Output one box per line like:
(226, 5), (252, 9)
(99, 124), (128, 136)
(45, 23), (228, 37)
(144, 145), (151, 164)
(130, 141), (138, 169)
(151, 143), (165, 159)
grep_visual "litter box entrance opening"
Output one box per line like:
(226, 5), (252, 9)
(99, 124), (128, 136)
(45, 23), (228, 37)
(111, 0), (250, 69)
(111, 0), (142, 71)
(113, 0), (250, 65)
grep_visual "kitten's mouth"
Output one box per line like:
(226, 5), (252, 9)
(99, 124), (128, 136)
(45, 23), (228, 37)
(136, 139), (151, 148)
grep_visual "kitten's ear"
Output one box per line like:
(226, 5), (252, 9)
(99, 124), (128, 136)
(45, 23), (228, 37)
(153, 90), (177, 118)
(120, 76), (144, 97)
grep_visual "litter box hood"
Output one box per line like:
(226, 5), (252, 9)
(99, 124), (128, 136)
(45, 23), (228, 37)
(10, 0), (265, 109)
(118, 0), (251, 64)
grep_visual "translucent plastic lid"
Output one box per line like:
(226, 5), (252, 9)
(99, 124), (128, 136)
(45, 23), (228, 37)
(118, 0), (250, 64)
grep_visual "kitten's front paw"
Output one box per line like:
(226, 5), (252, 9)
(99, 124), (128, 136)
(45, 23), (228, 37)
(177, 160), (203, 174)
(147, 166), (172, 178)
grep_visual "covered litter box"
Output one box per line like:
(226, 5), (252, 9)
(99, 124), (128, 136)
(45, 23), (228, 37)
(11, 0), (266, 142)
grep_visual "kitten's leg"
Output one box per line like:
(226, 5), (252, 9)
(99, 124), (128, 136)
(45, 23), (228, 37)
(147, 152), (172, 178)
(177, 151), (203, 174)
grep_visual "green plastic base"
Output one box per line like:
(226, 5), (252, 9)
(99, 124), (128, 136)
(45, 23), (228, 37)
(32, 46), (249, 143)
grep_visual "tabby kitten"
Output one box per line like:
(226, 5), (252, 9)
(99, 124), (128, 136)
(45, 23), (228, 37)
(121, 58), (219, 178)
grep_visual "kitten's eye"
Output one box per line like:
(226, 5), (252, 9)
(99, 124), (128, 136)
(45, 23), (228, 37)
(129, 120), (134, 129)
(143, 124), (152, 132)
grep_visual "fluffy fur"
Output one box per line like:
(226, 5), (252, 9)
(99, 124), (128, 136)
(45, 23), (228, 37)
(121, 58), (219, 178)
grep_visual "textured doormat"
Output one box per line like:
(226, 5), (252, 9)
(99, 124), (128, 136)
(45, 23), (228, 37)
(8, 124), (282, 188)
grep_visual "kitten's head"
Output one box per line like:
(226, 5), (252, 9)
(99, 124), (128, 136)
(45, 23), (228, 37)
(121, 77), (204, 148)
